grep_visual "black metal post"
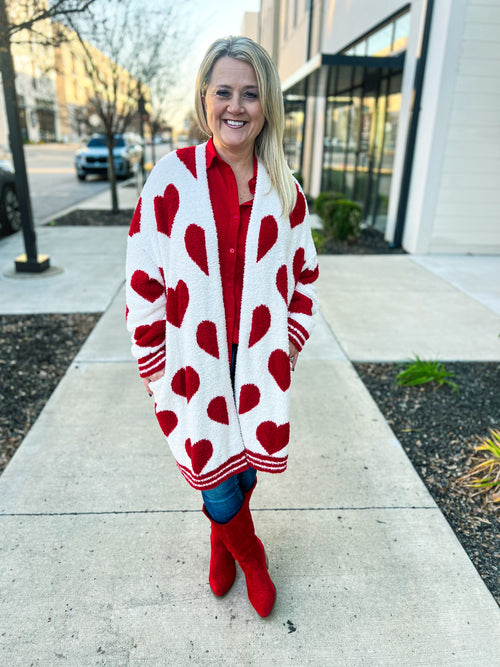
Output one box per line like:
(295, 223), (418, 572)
(137, 81), (146, 184)
(0, 0), (49, 272)
(391, 0), (435, 248)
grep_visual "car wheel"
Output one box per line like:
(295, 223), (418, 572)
(0, 185), (21, 234)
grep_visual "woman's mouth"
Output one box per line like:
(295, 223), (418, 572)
(224, 120), (246, 128)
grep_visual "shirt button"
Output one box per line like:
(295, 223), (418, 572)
(233, 214), (238, 220)
(229, 248), (235, 254)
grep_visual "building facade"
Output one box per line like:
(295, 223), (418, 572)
(257, 0), (500, 255)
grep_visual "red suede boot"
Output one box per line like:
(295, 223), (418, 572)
(202, 480), (258, 597)
(213, 485), (276, 617)
(203, 509), (236, 596)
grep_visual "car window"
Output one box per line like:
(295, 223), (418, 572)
(87, 136), (125, 148)
(88, 137), (106, 147)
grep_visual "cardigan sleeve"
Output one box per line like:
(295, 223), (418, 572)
(125, 192), (167, 379)
(288, 219), (320, 353)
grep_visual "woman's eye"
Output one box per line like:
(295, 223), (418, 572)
(244, 91), (258, 99)
(216, 90), (230, 98)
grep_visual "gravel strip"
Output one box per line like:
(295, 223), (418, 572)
(0, 313), (100, 473)
(354, 362), (499, 605)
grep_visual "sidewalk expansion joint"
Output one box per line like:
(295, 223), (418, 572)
(0, 505), (437, 518)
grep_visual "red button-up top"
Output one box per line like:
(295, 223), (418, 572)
(206, 138), (256, 362)
(206, 138), (317, 363)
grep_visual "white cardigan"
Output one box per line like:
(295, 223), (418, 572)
(126, 143), (318, 490)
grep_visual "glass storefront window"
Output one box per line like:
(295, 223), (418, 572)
(283, 97), (305, 174)
(366, 23), (394, 57)
(393, 12), (410, 52)
(321, 67), (402, 235)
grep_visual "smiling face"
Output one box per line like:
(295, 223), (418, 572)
(203, 56), (265, 161)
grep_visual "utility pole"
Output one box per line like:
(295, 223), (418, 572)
(0, 0), (50, 272)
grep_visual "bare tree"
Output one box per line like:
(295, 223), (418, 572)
(0, 0), (95, 272)
(65, 0), (196, 212)
(6, 0), (94, 44)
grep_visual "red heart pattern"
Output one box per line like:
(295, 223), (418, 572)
(134, 320), (166, 348)
(131, 270), (164, 303)
(177, 146), (197, 179)
(256, 421), (290, 455)
(154, 183), (179, 237)
(155, 409), (178, 437)
(196, 320), (219, 358)
(171, 366), (200, 403)
(268, 349), (291, 392)
(238, 384), (261, 414)
(256, 215), (278, 262)
(248, 305), (271, 348)
(166, 280), (189, 328)
(207, 396), (229, 425)
(276, 265), (288, 303)
(185, 438), (213, 474)
(129, 197), (141, 237)
(185, 224), (209, 276)
(290, 185), (306, 229)
(293, 247), (305, 285)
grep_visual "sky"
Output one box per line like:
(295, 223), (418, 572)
(167, 0), (261, 130)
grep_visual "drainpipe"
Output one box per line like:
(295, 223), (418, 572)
(392, 0), (435, 248)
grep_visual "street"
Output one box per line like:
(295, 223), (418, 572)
(25, 143), (110, 224)
(24, 142), (171, 225)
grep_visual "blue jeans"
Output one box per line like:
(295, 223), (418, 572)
(202, 467), (257, 524)
(202, 344), (257, 523)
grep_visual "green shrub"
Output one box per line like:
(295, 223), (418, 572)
(395, 356), (459, 394)
(293, 171), (304, 188)
(311, 229), (327, 254)
(323, 198), (361, 241)
(313, 191), (344, 219)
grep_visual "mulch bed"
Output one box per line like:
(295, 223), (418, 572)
(2, 207), (498, 606)
(0, 313), (100, 474)
(319, 226), (407, 255)
(354, 362), (499, 605)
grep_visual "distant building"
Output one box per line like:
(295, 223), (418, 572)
(257, 0), (500, 255)
(241, 11), (259, 41)
(0, 7), (149, 147)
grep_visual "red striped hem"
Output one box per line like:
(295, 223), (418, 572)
(176, 449), (288, 490)
(138, 351), (166, 378)
(288, 317), (309, 339)
(245, 450), (288, 472)
(288, 333), (303, 352)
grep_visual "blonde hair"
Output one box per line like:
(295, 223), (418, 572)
(195, 36), (297, 217)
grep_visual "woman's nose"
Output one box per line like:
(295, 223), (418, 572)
(227, 96), (243, 113)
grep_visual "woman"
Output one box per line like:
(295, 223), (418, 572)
(126, 36), (319, 618)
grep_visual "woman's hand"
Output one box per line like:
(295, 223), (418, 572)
(289, 342), (299, 371)
(143, 370), (165, 397)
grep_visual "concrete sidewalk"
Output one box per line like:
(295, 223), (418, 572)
(1, 185), (499, 665)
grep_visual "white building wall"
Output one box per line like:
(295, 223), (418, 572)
(402, 0), (500, 254)
(428, 0), (500, 253)
(276, 0), (310, 81)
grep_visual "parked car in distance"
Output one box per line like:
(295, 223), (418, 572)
(0, 162), (21, 237)
(75, 133), (143, 181)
